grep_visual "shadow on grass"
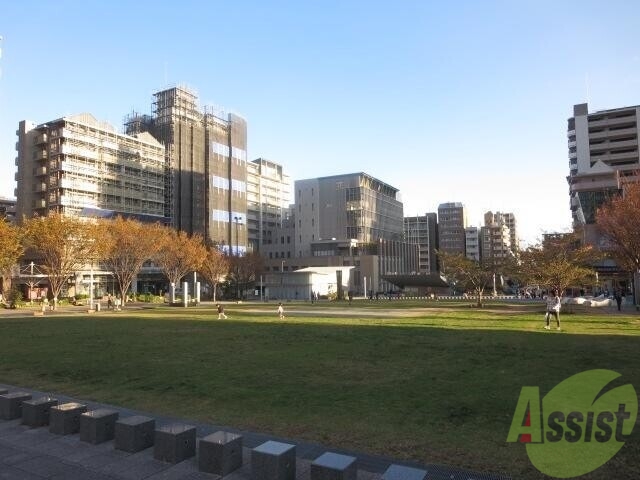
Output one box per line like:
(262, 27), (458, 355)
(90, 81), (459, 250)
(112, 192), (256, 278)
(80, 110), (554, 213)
(0, 315), (638, 480)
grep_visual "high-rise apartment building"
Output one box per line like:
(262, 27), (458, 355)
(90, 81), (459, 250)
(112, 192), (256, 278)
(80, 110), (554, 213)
(126, 86), (248, 252)
(294, 172), (404, 257)
(15, 114), (166, 221)
(568, 103), (640, 246)
(437, 202), (467, 255)
(480, 223), (513, 262)
(404, 213), (438, 273)
(246, 158), (291, 252)
(484, 211), (518, 252)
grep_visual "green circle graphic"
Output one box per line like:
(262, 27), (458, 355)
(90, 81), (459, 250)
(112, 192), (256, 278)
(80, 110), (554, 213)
(526, 369), (638, 478)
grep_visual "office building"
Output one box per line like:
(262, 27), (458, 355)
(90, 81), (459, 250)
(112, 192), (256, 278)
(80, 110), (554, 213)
(437, 202), (467, 255)
(125, 86), (248, 252)
(484, 211), (518, 253)
(465, 226), (480, 261)
(294, 172), (404, 257)
(404, 213), (438, 273)
(246, 158), (292, 253)
(15, 114), (166, 221)
(568, 103), (640, 247)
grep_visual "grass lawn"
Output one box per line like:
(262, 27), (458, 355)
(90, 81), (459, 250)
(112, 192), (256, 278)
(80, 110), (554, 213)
(0, 301), (638, 479)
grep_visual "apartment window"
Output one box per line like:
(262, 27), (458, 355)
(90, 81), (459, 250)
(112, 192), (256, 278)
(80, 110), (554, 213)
(312, 218), (314, 226)
(281, 236), (284, 244)
(312, 203), (314, 211)
(269, 252), (272, 259)
(312, 188), (314, 196)
(281, 252), (285, 258)
(287, 236), (290, 244)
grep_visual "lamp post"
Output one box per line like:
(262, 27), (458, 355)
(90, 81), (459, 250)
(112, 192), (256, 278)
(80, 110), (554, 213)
(234, 216), (241, 299)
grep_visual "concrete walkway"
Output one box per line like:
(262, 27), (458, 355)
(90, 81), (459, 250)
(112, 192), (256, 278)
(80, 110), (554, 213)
(0, 384), (511, 480)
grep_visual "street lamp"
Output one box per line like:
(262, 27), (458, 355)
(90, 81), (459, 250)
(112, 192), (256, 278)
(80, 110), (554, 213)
(234, 216), (241, 299)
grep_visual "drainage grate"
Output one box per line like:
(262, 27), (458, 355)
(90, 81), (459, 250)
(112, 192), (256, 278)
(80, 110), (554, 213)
(425, 463), (512, 480)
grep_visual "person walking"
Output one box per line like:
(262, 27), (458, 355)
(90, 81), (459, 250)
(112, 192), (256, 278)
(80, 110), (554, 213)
(614, 290), (623, 311)
(216, 303), (228, 319)
(277, 302), (285, 319)
(544, 289), (561, 330)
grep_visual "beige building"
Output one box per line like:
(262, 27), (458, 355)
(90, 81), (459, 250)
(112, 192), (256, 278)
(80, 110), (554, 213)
(15, 114), (165, 221)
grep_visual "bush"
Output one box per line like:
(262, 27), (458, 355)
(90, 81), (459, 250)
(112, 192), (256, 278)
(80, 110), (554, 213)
(5, 288), (25, 309)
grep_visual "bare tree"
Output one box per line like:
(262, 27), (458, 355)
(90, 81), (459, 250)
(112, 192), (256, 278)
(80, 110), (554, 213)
(22, 214), (97, 309)
(228, 252), (264, 299)
(96, 217), (163, 307)
(199, 245), (229, 301)
(154, 228), (207, 296)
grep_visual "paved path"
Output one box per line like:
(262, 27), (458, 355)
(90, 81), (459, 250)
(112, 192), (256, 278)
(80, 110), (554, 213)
(0, 384), (510, 480)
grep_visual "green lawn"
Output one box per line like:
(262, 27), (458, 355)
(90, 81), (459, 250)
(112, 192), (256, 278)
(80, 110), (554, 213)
(1, 302), (638, 479)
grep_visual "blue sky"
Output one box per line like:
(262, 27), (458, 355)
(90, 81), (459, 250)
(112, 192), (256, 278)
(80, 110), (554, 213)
(2, 0), (640, 244)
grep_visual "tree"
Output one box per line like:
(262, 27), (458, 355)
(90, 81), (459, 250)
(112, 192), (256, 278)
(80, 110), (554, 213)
(96, 217), (163, 307)
(22, 214), (97, 309)
(154, 228), (207, 298)
(518, 233), (598, 295)
(199, 245), (229, 301)
(228, 252), (264, 299)
(438, 252), (493, 307)
(596, 181), (640, 274)
(0, 220), (23, 298)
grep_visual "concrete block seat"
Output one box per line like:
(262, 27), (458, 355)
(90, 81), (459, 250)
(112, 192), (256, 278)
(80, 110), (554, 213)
(198, 431), (243, 475)
(0, 392), (32, 420)
(49, 402), (87, 435)
(311, 452), (357, 480)
(80, 408), (119, 444)
(252, 440), (296, 480)
(154, 423), (196, 464)
(22, 396), (58, 427)
(382, 465), (428, 480)
(115, 415), (155, 453)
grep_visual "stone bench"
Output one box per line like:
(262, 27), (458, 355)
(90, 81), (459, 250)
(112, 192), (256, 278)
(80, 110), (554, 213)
(382, 464), (428, 480)
(0, 392), (32, 420)
(311, 452), (357, 480)
(22, 397), (58, 427)
(80, 408), (119, 444)
(115, 415), (155, 453)
(154, 424), (196, 464)
(252, 441), (296, 480)
(49, 402), (87, 435)
(198, 431), (243, 475)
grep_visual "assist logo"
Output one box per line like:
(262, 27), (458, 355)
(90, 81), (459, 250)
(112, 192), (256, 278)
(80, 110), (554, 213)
(506, 369), (637, 478)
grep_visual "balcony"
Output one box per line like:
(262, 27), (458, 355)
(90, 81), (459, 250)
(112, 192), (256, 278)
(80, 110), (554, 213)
(35, 166), (47, 176)
(35, 133), (48, 145)
(567, 129), (576, 137)
(569, 150), (577, 159)
(568, 141), (577, 148)
(35, 150), (47, 160)
(35, 183), (47, 193)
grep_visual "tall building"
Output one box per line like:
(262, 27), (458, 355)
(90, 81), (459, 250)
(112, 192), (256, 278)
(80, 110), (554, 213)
(126, 86), (248, 252)
(465, 226), (480, 261)
(437, 202), (467, 255)
(484, 211), (518, 252)
(568, 103), (640, 247)
(404, 213), (438, 273)
(15, 114), (166, 221)
(480, 223), (513, 262)
(246, 158), (292, 253)
(294, 172), (404, 258)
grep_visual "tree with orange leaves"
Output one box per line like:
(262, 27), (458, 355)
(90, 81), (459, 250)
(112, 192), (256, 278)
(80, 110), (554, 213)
(596, 181), (640, 274)
(154, 228), (207, 299)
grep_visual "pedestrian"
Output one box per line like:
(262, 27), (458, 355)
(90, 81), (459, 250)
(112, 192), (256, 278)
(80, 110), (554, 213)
(277, 302), (285, 319)
(216, 303), (228, 319)
(107, 294), (113, 310)
(348, 291), (353, 304)
(614, 290), (623, 311)
(544, 289), (561, 330)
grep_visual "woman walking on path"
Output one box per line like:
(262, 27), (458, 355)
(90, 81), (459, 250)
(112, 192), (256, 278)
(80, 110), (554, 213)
(277, 302), (285, 319)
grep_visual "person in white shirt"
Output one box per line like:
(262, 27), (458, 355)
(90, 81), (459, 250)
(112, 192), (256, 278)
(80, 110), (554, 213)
(544, 289), (561, 330)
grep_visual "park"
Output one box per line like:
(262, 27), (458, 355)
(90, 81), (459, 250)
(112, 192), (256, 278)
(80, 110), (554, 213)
(1, 299), (638, 479)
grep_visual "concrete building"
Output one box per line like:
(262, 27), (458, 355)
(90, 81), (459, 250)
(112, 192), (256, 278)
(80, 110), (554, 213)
(437, 202), (467, 255)
(294, 172), (404, 257)
(403, 213), (438, 273)
(246, 158), (292, 253)
(465, 226), (480, 261)
(126, 86), (248, 252)
(15, 114), (166, 221)
(568, 103), (640, 248)
(484, 211), (518, 252)
(261, 207), (296, 266)
(480, 223), (513, 262)
(0, 197), (16, 223)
